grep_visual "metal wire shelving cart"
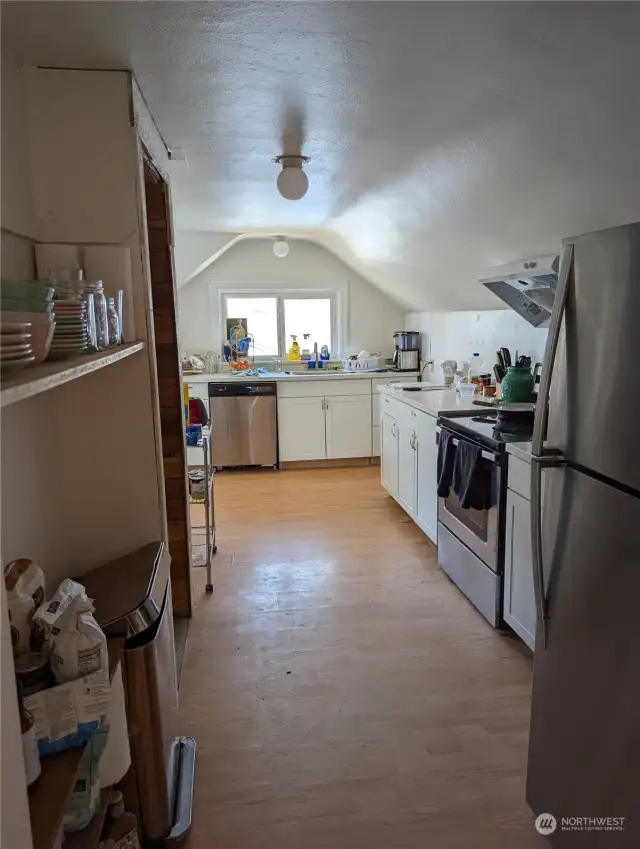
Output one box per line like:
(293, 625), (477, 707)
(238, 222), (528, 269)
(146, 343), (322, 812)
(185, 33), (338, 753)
(188, 427), (216, 593)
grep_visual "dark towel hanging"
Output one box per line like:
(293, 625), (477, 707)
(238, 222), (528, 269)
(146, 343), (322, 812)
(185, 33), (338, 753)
(453, 441), (491, 510)
(437, 430), (456, 498)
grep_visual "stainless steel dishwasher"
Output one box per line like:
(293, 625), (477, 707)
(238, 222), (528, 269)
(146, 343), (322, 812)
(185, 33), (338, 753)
(209, 381), (278, 468)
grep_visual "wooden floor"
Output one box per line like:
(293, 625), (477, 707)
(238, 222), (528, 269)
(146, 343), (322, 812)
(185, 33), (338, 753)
(180, 467), (544, 849)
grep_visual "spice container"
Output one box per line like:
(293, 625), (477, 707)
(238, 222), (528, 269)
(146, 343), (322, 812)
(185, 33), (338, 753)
(107, 297), (121, 347)
(84, 281), (109, 349)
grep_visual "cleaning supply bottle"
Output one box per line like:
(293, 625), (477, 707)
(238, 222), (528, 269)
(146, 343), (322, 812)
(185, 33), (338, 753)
(320, 344), (330, 361)
(288, 335), (301, 361)
(300, 334), (311, 362)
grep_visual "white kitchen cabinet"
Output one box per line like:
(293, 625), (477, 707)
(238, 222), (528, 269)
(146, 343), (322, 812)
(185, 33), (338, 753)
(372, 425), (381, 457)
(278, 396), (326, 461)
(325, 394), (372, 459)
(504, 487), (536, 650)
(414, 410), (438, 543)
(380, 411), (399, 497)
(397, 409), (417, 516)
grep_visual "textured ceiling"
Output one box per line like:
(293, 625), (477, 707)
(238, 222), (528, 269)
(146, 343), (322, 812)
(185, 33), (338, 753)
(3, 1), (640, 310)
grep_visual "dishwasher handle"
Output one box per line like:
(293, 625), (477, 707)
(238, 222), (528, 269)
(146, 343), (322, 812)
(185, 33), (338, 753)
(208, 382), (277, 397)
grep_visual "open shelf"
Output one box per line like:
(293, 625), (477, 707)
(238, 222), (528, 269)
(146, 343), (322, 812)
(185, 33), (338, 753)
(27, 639), (124, 849)
(1, 343), (144, 409)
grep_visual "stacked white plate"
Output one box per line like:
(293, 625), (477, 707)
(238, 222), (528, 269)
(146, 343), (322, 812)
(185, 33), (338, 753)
(1, 321), (36, 372)
(48, 299), (88, 360)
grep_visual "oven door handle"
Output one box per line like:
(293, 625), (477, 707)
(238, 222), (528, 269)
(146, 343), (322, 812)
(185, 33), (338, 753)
(447, 435), (496, 464)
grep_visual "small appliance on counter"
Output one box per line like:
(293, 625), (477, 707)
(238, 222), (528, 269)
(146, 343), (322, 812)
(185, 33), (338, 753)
(391, 331), (420, 371)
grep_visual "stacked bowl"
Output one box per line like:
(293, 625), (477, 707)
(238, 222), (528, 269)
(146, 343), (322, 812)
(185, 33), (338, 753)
(0, 280), (56, 367)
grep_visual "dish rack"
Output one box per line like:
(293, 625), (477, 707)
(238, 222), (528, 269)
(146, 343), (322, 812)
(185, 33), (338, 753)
(341, 356), (383, 372)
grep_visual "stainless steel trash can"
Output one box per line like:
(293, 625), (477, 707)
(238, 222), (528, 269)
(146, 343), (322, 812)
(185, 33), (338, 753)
(82, 542), (195, 844)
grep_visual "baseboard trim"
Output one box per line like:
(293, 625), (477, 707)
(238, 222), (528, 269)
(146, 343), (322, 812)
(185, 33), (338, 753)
(281, 457), (376, 470)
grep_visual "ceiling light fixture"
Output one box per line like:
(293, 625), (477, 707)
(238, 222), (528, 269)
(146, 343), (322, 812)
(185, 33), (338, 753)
(273, 154), (310, 201)
(273, 238), (289, 258)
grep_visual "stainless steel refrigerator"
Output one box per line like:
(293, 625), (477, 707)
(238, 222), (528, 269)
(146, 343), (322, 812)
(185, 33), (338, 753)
(527, 221), (640, 846)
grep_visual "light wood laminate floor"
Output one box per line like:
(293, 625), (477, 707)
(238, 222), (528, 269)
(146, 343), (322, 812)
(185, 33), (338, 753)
(181, 467), (544, 848)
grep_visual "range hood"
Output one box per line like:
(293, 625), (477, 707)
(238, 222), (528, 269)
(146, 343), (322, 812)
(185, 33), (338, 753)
(479, 254), (560, 327)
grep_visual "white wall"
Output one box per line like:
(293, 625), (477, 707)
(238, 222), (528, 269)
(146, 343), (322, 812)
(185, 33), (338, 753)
(173, 231), (239, 288)
(1, 48), (37, 280)
(406, 309), (548, 380)
(176, 236), (404, 358)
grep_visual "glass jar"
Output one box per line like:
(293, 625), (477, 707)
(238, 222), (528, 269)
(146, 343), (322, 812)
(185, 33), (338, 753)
(84, 281), (108, 349)
(106, 297), (121, 347)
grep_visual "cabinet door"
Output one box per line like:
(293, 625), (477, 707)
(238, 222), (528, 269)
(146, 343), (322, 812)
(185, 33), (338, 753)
(372, 425), (381, 457)
(325, 395), (372, 459)
(504, 488), (536, 649)
(380, 411), (398, 497)
(415, 411), (438, 544)
(397, 416), (417, 517)
(277, 396), (326, 461)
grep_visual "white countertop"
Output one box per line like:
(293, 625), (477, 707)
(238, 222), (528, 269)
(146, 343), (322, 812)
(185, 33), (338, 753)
(378, 384), (483, 417)
(185, 369), (419, 384)
(505, 442), (534, 464)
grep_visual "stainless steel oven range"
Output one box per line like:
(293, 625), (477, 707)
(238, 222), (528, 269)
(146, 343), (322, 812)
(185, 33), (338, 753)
(436, 412), (532, 627)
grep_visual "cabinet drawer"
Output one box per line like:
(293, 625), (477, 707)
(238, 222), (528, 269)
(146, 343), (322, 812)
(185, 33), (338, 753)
(278, 378), (371, 398)
(379, 392), (401, 422)
(508, 455), (531, 500)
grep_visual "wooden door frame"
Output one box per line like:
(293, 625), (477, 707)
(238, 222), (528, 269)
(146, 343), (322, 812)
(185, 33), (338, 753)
(142, 153), (193, 617)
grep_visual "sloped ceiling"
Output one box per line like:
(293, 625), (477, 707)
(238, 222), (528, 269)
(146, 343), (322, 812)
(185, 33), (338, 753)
(3, 2), (640, 310)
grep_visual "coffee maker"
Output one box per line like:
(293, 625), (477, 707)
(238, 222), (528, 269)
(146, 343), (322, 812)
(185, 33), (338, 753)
(392, 331), (420, 371)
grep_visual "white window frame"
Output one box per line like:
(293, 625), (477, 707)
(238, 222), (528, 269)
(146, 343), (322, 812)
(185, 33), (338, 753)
(219, 289), (339, 361)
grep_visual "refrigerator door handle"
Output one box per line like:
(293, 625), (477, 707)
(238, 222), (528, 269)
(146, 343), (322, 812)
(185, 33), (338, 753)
(532, 243), (574, 455)
(530, 453), (568, 649)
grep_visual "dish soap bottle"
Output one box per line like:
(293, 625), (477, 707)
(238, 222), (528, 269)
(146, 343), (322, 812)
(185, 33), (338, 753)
(320, 344), (330, 361)
(300, 334), (312, 362)
(288, 335), (301, 361)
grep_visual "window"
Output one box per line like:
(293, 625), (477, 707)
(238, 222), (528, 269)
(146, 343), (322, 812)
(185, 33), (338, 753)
(221, 292), (335, 359)
(224, 296), (279, 357)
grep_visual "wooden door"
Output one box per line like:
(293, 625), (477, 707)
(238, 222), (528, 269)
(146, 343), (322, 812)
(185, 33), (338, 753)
(143, 158), (192, 617)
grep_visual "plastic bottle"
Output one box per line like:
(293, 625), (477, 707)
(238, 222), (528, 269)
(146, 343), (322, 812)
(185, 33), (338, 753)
(320, 345), (330, 361)
(288, 335), (301, 361)
(100, 791), (140, 849)
(467, 353), (482, 383)
(300, 334), (311, 362)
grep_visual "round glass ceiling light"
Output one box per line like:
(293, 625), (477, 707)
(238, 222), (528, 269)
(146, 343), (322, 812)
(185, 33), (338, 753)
(273, 239), (289, 258)
(277, 166), (309, 201)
